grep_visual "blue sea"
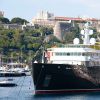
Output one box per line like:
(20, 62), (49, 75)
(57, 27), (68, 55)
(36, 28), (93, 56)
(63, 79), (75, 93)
(0, 76), (100, 100)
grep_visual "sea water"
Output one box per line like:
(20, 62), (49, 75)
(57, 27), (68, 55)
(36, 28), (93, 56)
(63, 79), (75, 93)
(0, 76), (100, 100)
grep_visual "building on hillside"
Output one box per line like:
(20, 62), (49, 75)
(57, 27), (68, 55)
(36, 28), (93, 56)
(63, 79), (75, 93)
(0, 11), (4, 24)
(3, 24), (22, 30)
(96, 20), (100, 32)
(54, 21), (72, 41)
(22, 22), (35, 30)
(32, 11), (100, 41)
(54, 21), (62, 40)
(32, 11), (55, 27)
(32, 11), (99, 29)
(55, 17), (98, 28)
(0, 11), (4, 17)
(32, 11), (98, 27)
(3, 22), (35, 30)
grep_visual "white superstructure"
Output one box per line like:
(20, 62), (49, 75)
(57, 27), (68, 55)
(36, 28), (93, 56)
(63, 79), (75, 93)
(45, 23), (100, 67)
(46, 45), (100, 66)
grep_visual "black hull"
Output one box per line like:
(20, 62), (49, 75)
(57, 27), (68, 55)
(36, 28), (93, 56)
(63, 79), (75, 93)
(32, 63), (100, 94)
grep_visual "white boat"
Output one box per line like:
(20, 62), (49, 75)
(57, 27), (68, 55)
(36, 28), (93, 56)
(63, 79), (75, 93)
(0, 79), (17, 87)
(0, 63), (30, 77)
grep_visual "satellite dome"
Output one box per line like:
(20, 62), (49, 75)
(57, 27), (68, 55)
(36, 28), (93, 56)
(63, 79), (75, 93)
(73, 38), (80, 44)
(90, 38), (96, 44)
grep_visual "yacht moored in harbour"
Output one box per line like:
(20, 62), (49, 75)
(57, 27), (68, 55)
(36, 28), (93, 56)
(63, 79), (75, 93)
(32, 22), (100, 94)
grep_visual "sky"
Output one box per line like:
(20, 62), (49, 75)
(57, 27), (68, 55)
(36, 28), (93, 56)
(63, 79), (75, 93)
(0, 0), (100, 22)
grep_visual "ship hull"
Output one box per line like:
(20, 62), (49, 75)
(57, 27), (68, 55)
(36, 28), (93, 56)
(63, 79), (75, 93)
(32, 63), (100, 94)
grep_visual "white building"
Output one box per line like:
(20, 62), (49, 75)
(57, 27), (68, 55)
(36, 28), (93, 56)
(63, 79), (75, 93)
(0, 11), (4, 17)
(32, 11), (55, 27)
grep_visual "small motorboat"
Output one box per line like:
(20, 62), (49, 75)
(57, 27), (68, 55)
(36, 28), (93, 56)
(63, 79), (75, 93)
(0, 79), (17, 87)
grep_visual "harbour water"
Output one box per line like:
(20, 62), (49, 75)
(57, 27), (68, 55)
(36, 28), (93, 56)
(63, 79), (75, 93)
(0, 76), (100, 100)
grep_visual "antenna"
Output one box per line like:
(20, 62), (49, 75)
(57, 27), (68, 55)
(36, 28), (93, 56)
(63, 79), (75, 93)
(89, 30), (93, 35)
(81, 22), (94, 44)
(81, 30), (85, 35)
(73, 38), (80, 44)
(85, 22), (89, 28)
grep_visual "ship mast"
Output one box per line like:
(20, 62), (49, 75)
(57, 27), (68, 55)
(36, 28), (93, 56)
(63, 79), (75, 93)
(81, 22), (93, 45)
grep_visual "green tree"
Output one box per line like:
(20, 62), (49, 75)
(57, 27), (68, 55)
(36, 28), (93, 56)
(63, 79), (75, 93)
(64, 32), (76, 43)
(39, 26), (53, 36)
(11, 17), (28, 24)
(0, 17), (10, 24)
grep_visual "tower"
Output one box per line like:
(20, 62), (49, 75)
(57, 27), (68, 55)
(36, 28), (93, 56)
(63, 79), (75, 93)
(54, 21), (62, 41)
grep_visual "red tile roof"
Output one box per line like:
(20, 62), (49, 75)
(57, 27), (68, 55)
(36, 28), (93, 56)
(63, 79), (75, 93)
(55, 17), (98, 21)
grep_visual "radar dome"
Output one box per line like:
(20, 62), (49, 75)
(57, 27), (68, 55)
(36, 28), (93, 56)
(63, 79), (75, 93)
(90, 38), (96, 44)
(73, 38), (80, 44)
(81, 30), (85, 35)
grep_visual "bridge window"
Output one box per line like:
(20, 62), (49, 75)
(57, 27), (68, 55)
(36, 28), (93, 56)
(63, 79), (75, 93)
(82, 53), (85, 56)
(63, 52), (67, 55)
(55, 52), (93, 56)
(66, 53), (70, 56)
